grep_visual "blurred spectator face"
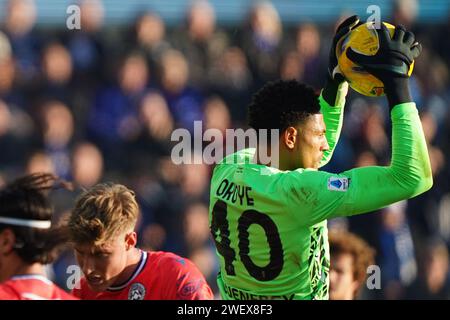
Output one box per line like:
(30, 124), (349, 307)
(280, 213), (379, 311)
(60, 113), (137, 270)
(41, 101), (74, 148)
(355, 151), (378, 167)
(0, 31), (11, 61)
(181, 163), (209, 197)
(140, 92), (173, 141)
(188, 0), (216, 41)
(382, 201), (406, 232)
(42, 43), (73, 84)
(0, 57), (14, 93)
(136, 13), (165, 48)
(0, 100), (11, 137)
(220, 47), (251, 87)
(80, 0), (104, 32)
(0, 32), (14, 93)
(189, 247), (216, 280)
(159, 157), (182, 185)
(421, 111), (437, 144)
(393, 0), (418, 27)
(161, 50), (189, 94)
(414, 48), (449, 94)
(280, 51), (304, 81)
(251, 2), (282, 44)
(184, 203), (210, 249)
(5, 0), (36, 36)
(204, 96), (230, 133)
(26, 152), (55, 174)
(119, 54), (148, 94)
(425, 243), (449, 294)
(330, 252), (359, 300)
(72, 142), (103, 187)
(296, 23), (321, 60)
(140, 223), (166, 251)
(429, 146), (445, 177)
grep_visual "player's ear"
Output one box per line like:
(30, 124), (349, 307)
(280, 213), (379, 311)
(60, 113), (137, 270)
(283, 126), (297, 150)
(124, 231), (137, 250)
(0, 228), (16, 254)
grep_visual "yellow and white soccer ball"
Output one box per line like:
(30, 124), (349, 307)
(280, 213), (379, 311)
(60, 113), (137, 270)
(337, 22), (414, 97)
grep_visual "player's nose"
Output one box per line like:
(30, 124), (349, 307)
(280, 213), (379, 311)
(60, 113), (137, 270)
(321, 137), (330, 151)
(80, 257), (95, 275)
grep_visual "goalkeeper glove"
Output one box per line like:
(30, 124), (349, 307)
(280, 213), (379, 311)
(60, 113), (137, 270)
(346, 24), (422, 107)
(328, 15), (362, 82)
(323, 15), (362, 106)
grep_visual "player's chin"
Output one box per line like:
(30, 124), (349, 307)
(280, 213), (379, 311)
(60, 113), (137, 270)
(86, 278), (109, 292)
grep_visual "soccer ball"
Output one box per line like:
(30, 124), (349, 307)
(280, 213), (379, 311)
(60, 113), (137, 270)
(337, 22), (415, 97)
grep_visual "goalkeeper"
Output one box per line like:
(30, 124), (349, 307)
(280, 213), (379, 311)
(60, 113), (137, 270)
(209, 16), (432, 300)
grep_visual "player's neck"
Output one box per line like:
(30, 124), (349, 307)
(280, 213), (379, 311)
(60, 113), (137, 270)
(2, 255), (46, 281)
(112, 247), (142, 287)
(255, 143), (294, 171)
(14, 263), (46, 277)
(254, 145), (277, 168)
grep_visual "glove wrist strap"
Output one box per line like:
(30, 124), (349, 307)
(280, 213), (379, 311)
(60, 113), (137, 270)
(384, 77), (412, 110)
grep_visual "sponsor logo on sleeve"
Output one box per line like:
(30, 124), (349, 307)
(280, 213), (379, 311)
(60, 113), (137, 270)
(327, 177), (349, 192)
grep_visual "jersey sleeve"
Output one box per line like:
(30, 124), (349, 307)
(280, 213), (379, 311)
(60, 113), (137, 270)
(161, 256), (214, 300)
(285, 103), (433, 226)
(318, 91), (345, 168)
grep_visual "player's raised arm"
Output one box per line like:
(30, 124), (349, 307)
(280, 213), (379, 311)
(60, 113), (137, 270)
(285, 25), (432, 226)
(319, 15), (361, 167)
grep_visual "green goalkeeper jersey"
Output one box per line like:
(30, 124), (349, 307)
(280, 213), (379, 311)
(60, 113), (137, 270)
(209, 95), (432, 300)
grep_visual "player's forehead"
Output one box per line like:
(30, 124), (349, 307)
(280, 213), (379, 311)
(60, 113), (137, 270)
(74, 240), (117, 254)
(300, 113), (325, 132)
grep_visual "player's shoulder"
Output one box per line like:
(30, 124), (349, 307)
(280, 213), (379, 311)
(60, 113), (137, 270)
(282, 168), (325, 185)
(148, 251), (201, 275)
(149, 251), (189, 267)
(216, 148), (256, 167)
(212, 148), (287, 185)
(0, 282), (20, 299)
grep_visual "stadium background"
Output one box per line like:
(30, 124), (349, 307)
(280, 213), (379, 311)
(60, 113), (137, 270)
(0, 0), (449, 299)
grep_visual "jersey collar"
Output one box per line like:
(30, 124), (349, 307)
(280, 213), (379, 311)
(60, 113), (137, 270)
(10, 274), (53, 285)
(107, 250), (148, 291)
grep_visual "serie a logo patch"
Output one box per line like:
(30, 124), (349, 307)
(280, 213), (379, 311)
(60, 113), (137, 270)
(327, 177), (349, 192)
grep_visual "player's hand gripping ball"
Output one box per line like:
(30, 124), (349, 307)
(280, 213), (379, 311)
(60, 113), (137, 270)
(337, 22), (415, 97)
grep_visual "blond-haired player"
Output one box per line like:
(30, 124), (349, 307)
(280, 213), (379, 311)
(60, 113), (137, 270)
(69, 183), (213, 300)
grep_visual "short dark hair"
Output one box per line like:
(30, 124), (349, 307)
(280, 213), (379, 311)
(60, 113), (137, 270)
(248, 80), (321, 133)
(0, 173), (70, 264)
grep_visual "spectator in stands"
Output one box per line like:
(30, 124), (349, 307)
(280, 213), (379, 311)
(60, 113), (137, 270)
(159, 49), (204, 133)
(406, 238), (450, 299)
(171, 0), (229, 91)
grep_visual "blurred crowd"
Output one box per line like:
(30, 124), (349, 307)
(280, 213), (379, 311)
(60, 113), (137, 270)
(0, 0), (449, 299)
